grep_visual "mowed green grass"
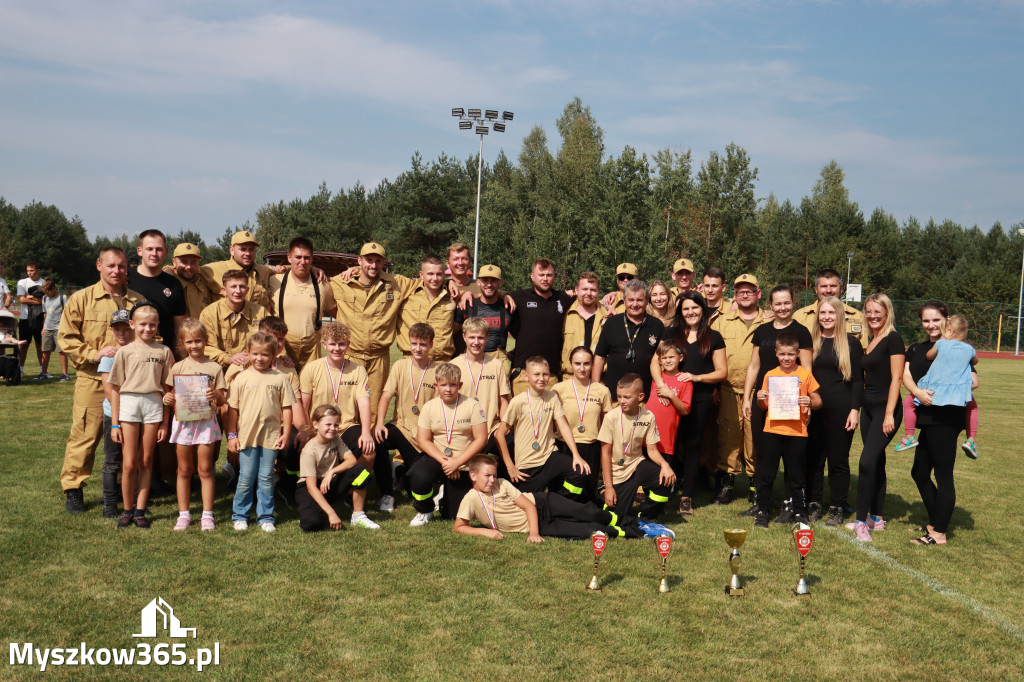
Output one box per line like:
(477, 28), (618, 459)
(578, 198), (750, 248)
(1, 353), (1023, 681)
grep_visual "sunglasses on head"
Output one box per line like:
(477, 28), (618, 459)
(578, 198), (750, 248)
(617, 274), (635, 281)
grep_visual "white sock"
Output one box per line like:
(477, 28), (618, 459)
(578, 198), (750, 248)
(179, 511), (190, 519)
(202, 511), (214, 518)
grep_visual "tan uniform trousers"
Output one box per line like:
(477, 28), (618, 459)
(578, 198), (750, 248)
(351, 350), (390, 421)
(511, 371), (558, 397)
(717, 387), (755, 478)
(61, 376), (105, 491)
(285, 332), (322, 375)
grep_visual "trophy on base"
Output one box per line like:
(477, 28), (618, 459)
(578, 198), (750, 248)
(724, 528), (747, 596)
(792, 522), (814, 596)
(656, 534), (673, 593)
(587, 531), (608, 591)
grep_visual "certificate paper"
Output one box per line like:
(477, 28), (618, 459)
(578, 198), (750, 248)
(768, 375), (801, 421)
(174, 374), (212, 422)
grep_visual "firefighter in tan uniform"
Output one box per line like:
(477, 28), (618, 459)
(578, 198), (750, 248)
(792, 268), (868, 349)
(202, 230), (274, 310)
(58, 248), (143, 513)
(561, 271), (607, 377)
(668, 257), (696, 306)
(163, 242), (220, 319)
(268, 237), (337, 373)
(198, 270), (269, 369)
(710, 273), (766, 506)
(600, 263), (638, 314)
(329, 242), (419, 419)
(397, 256), (457, 361)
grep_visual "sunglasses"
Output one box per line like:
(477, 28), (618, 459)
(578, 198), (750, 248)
(617, 274), (636, 281)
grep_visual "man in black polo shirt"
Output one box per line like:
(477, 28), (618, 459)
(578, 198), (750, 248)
(593, 279), (663, 396)
(127, 229), (187, 356)
(508, 257), (574, 395)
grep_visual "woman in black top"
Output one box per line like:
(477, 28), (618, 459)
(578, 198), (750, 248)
(653, 291), (726, 517)
(740, 285), (812, 518)
(806, 296), (863, 526)
(848, 293), (904, 541)
(902, 301), (974, 545)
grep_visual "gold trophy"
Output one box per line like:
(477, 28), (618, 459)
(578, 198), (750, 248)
(724, 529), (747, 596)
(587, 531), (608, 591)
(656, 535), (673, 593)
(792, 523), (814, 596)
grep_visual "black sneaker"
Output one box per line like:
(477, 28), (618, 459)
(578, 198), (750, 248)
(133, 513), (151, 529)
(754, 509), (770, 528)
(713, 474), (735, 505)
(678, 496), (694, 517)
(774, 499), (794, 525)
(65, 488), (85, 514)
(825, 505), (844, 527)
(102, 502), (119, 519)
(738, 503), (758, 518)
(807, 502), (823, 523)
(116, 511), (135, 529)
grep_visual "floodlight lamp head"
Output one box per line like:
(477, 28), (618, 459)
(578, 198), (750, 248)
(493, 123), (506, 133)
(468, 108), (482, 119)
(452, 108), (465, 117)
(459, 121), (473, 130)
(485, 110), (498, 120)
(502, 111), (514, 121)
(476, 125), (489, 135)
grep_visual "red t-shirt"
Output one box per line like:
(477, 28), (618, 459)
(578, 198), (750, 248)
(645, 373), (693, 455)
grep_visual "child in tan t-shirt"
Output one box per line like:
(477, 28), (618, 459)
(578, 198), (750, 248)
(107, 303), (174, 529)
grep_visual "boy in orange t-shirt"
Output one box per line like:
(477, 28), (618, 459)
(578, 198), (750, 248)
(753, 332), (821, 528)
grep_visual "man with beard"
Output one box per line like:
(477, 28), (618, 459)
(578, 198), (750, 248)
(203, 230), (274, 310)
(163, 243), (219, 319)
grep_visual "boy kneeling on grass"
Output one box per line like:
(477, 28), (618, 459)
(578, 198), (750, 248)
(453, 454), (646, 541)
(297, 404), (372, 532)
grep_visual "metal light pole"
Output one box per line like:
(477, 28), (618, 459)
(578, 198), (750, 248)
(452, 108), (513, 278)
(1016, 228), (1024, 355)
(846, 251), (855, 301)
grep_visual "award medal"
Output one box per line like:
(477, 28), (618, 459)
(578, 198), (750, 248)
(464, 357), (482, 396)
(409, 360), (428, 417)
(571, 378), (591, 434)
(476, 489), (497, 530)
(325, 358), (347, 404)
(617, 410), (639, 466)
(441, 394), (460, 458)
(526, 390), (543, 453)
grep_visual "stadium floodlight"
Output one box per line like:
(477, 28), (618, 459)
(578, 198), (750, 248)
(452, 106), (514, 278)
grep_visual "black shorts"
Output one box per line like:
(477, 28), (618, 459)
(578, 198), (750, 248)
(19, 318), (43, 344)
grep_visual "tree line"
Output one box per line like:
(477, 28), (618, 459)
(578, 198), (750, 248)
(3, 97), (1022, 327)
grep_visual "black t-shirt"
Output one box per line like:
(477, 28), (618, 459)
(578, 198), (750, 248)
(595, 313), (664, 397)
(812, 334), (864, 410)
(862, 330), (905, 390)
(750, 320), (813, 390)
(680, 330), (726, 396)
(127, 268), (187, 351)
(509, 288), (575, 372)
(454, 298), (510, 355)
(905, 341), (934, 383)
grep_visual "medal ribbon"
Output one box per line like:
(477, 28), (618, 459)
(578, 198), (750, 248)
(526, 390), (542, 441)
(619, 410), (639, 459)
(464, 357), (482, 395)
(325, 358), (347, 404)
(441, 394), (460, 447)
(476, 489), (497, 530)
(571, 378), (591, 424)
(409, 360), (427, 405)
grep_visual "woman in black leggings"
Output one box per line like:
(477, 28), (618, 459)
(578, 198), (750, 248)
(652, 291), (726, 518)
(848, 293), (904, 542)
(805, 296), (863, 525)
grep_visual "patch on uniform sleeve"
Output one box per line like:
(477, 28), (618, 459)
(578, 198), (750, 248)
(850, 325), (862, 333)
(478, 407), (486, 419)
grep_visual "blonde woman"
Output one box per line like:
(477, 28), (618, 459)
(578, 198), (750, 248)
(646, 280), (674, 325)
(847, 293), (904, 541)
(807, 297), (863, 526)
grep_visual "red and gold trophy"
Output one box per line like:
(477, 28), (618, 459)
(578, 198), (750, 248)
(587, 531), (608, 591)
(792, 523), (814, 596)
(656, 534), (673, 593)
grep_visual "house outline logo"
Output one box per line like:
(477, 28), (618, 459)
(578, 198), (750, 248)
(133, 597), (197, 638)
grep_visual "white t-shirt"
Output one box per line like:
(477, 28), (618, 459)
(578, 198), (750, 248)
(0, 279), (10, 305)
(16, 277), (45, 320)
(42, 294), (67, 331)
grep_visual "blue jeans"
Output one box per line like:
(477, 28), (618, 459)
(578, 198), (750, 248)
(232, 446), (277, 524)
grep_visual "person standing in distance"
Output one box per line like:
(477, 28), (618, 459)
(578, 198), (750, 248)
(16, 261), (46, 378)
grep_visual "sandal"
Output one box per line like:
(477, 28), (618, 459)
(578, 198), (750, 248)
(911, 534), (937, 545)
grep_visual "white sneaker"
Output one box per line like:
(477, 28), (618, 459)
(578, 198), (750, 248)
(352, 513), (381, 530)
(433, 488), (444, 512)
(233, 520), (248, 531)
(378, 495), (395, 513)
(260, 522), (276, 533)
(410, 512), (433, 527)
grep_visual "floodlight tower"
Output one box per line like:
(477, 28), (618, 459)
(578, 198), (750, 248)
(452, 108), (513, 278)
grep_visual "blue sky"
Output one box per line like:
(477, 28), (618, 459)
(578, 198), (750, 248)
(1, 0), (1022, 242)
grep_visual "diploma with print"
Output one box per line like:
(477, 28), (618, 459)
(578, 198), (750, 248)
(174, 374), (212, 422)
(767, 375), (801, 420)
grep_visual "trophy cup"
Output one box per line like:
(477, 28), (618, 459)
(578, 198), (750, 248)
(724, 529), (747, 596)
(587, 531), (607, 591)
(792, 522), (814, 596)
(656, 534), (673, 593)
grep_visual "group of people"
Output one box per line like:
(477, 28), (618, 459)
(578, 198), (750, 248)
(0, 260), (71, 381)
(50, 230), (979, 546)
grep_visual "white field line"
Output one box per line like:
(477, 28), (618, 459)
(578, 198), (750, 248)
(823, 525), (1024, 642)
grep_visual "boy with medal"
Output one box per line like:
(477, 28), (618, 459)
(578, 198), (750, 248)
(412, 363), (488, 523)
(599, 373), (676, 521)
(374, 322), (438, 513)
(451, 317), (511, 455)
(494, 356), (590, 499)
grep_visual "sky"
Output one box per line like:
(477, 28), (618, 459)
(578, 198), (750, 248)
(2, 0), (1022, 243)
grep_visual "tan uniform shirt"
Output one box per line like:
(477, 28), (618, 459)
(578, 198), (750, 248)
(598, 406), (661, 485)
(299, 358), (370, 432)
(712, 309), (767, 392)
(198, 299), (268, 368)
(417, 394), (487, 469)
(329, 272), (418, 355)
(502, 390), (565, 469)
(269, 273), (335, 340)
(456, 478), (535, 533)
(382, 358), (438, 443)
(298, 436), (353, 486)
(794, 302), (868, 349)
(107, 341), (174, 394)
(226, 356), (299, 403)
(553, 378), (612, 444)
(162, 266), (219, 319)
(450, 353), (511, 436)
(397, 285), (457, 360)
(561, 302), (607, 376)
(56, 282), (143, 381)
(227, 367), (295, 449)
(202, 260), (274, 310)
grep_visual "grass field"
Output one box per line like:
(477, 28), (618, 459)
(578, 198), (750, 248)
(1, 353), (1023, 680)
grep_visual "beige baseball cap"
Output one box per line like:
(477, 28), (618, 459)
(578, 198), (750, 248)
(673, 258), (694, 273)
(173, 242), (200, 259)
(360, 242), (386, 257)
(478, 264), (502, 279)
(230, 230), (259, 246)
(734, 273), (759, 288)
(616, 262), (638, 277)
